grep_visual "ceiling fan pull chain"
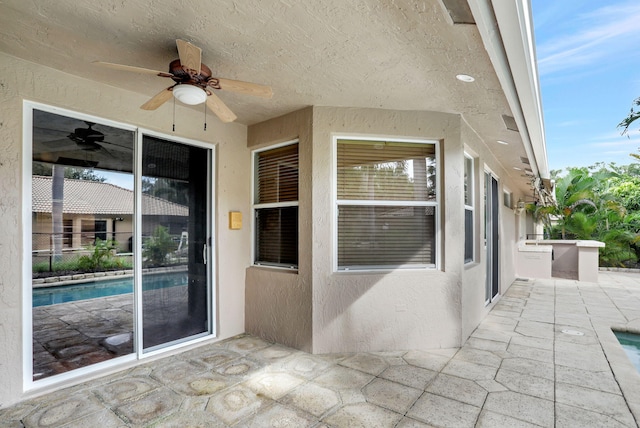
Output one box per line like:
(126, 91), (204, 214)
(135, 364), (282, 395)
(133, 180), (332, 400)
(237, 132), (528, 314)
(204, 102), (207, 131)
(172, 96), (176, 132)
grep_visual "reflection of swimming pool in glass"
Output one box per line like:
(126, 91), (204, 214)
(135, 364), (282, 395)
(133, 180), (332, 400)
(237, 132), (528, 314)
(33, 272), (188, 307)
(614, 331), (640, 372)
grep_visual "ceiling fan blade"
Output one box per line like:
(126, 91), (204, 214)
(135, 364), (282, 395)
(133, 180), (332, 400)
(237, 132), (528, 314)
(215, 78), (273, 99)
(93, 61), (174, 78)
(141, 87), (174, 110)
(206, 92), (237, 123)
(176, 39), (202, 74)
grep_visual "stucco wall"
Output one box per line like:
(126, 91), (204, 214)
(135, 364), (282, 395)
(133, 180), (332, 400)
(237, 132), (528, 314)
(0, 52), (248, 407)
(245, 108), (313, 352)
(459, 120), (523, 341)
(311, 107), (464, 353)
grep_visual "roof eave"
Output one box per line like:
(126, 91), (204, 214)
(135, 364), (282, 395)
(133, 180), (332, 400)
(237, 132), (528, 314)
(468, 0), (550, 184)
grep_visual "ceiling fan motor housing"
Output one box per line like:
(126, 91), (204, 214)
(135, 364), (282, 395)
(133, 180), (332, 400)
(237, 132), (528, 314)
(169, 59), (215, 90)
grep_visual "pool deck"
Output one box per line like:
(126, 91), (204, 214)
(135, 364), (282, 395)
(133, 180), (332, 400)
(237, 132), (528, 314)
(3, 272), (640, 427)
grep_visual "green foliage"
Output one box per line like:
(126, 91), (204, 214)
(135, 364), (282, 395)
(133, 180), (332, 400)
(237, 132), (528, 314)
(32, 163), (107, 182)
(539, 164), (640, 267)
(597, 229), (639, 267)
(143, 226), (177, 267)
(608, 176), (640, 211)
(32, 242), (132, 275)
(619, 96), (640, 136)
(32, 258), (86, 274)
(77, 239), (118, 271)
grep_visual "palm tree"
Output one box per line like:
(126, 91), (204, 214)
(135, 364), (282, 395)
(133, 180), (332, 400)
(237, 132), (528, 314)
(533, 168), (598, 239)
(532, 167), (638, 267)
(619, 96), (640, 136)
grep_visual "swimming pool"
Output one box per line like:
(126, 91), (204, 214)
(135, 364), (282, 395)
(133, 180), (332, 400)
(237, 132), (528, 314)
(33, 272), (188, 307)
(614, 331), (640, 372)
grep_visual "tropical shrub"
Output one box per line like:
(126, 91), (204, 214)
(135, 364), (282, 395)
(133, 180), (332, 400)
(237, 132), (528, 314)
(143, 225), (177, 267)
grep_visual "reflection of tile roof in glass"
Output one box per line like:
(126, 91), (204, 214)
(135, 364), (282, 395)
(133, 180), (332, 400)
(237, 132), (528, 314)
(32, 176), (188, 216)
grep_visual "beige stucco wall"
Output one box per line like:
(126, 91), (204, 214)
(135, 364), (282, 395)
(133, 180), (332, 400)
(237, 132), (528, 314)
(245, 107), (468, 353)
(0, 52), (249, 407)
(310, 107), (464, 353)
(245, 108), (313, 352)
(244, 106), (530, 354)
(459, 120), (523, 341)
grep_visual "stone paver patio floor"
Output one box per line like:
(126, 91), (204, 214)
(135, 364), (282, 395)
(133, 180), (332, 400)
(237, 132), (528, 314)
(3, 272), (640, 427)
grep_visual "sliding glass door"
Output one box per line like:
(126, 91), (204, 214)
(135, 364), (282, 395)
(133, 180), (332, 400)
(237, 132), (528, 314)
(29, 104), (214, 380)
(140, 135), (211, 351)
(484, 171), (499, 303)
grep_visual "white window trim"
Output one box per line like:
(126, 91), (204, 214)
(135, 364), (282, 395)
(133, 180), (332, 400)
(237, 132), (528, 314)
(332, 134), (440, 272)
(464, 153), (475, 264)
(483, 166), (500, 306)
(251, 139), (299, 270)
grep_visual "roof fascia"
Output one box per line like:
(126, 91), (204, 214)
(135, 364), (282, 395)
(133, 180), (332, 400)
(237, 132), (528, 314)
(468, 0), (550, 182)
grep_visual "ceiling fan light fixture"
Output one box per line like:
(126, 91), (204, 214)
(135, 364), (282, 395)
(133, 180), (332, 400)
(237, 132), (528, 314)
(173, 84), (207, 105)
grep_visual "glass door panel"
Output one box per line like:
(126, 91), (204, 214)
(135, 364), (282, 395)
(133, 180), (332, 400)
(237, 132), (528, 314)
(141, 135), (210, 351)
(31, 109), (135, 380)
(484, 172), (499, 303)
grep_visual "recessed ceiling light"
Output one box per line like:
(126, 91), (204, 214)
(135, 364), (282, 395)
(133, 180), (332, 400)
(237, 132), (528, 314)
(497, 140), (509, 145)
(456, 74), (475, 83)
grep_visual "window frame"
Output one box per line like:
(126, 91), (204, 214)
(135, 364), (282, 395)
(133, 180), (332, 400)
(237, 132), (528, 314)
(464, 153), (475, 264)
(333, 135), (440, 272)
(251, 139), (299, 270)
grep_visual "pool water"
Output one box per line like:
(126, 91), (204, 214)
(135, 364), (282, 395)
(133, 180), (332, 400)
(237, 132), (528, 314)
(614, 331), (640, 372)
(33, 272), (188, 307)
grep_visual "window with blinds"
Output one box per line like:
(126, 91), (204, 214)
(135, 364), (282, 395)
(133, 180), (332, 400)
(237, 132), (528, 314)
(336, 138), (438, 270)
(253, 142), (299, 268)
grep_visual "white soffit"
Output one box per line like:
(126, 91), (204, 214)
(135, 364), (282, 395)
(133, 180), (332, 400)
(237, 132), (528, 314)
(469, 0), (549, 181)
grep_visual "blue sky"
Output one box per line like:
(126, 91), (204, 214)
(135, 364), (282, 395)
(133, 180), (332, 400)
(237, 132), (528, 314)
(531, 0), (640, 172)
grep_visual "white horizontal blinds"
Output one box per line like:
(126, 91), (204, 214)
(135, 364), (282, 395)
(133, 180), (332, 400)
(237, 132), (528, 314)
(338, 206), (436, 267)
(256, 144), (299, 204)
(337, 139), (437, 269)
(254, 143), (299, 267)
(337, 140), (436, 201)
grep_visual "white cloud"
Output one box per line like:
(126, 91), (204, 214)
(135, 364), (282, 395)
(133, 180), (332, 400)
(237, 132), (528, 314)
(536, 1), (640, 76)
(587, 132), (640, 149)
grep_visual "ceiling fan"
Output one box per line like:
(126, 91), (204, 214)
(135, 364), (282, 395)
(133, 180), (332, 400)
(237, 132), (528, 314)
(93, 39), (273, 123)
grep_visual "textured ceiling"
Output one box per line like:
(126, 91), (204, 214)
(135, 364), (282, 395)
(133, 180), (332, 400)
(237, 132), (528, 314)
(0, 0), (535, 192)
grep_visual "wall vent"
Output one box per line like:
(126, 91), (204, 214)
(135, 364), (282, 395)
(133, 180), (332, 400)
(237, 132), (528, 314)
(440, 0), (476, 24)
(502, 115), (519, 132)
(520, 157), (530, 165)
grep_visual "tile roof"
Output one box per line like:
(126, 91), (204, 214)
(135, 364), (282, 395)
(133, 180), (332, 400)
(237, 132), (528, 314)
(32, 176), (188, 216)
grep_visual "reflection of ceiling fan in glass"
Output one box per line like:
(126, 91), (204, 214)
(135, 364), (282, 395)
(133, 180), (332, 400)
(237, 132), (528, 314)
(39, 121), (131, 156)
(94, 39), (273, 123)
(66, 122), (107, 151)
